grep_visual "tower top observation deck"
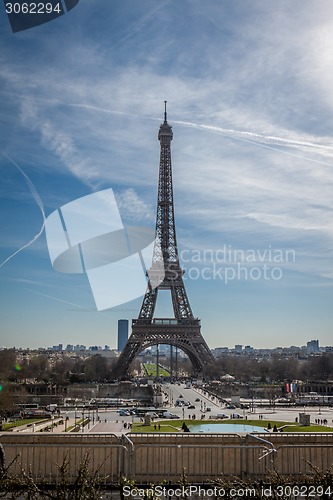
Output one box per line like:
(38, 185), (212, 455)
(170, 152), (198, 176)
(158, 100), (173, 141)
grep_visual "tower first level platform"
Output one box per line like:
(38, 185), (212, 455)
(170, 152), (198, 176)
(112, 318), (214, 378)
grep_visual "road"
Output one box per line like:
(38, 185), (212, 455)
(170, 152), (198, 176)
(59, 382), (333, 432)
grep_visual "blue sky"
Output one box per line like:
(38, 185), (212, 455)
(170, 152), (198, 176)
(0, 0), (332, 350)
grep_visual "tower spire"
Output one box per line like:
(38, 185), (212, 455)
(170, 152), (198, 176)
(164, 100), (167, 123)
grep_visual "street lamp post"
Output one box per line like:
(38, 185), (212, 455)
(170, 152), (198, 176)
(74, 408), (77, 431)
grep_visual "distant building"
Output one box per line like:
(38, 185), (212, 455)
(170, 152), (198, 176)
(74, 345), (86, 352)
(118, 319), (128, 352)
(50, 344), (63, 351)
(212, 347), (229, 357)
(307, 339), (319, 353)
(235, 344), (243, 354)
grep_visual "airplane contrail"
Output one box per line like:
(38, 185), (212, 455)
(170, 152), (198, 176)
(175, 120), (333, 152)
(0, 154), (46, 268)
(24, 288), (85, 309)
(3, 90), (333, 169)
(173, 119), (333, 167)
(3, 89), (332, 159)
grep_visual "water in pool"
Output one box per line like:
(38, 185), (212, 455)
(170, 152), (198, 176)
(189, 423), (267, 433)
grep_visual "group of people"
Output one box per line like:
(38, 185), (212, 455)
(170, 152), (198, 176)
(267, 422), (280, 432)
(315, 418), (328, 425)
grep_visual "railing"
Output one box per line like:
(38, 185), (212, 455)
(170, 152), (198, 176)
(1, 432), (332, 484)
(133, 318), (200, 326)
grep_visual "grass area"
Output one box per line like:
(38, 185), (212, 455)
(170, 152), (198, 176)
(143, 363), (170, 377)
(131, 420), (181, 432)
(235, 419), (333, 433)
(1, 417), (48, 431)
(131, 418), (333, 433)
(281, 424), (333, 432)
(66, 418), (86, 432)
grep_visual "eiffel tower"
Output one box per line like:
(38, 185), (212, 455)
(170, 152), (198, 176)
(112, 103), (214, 379)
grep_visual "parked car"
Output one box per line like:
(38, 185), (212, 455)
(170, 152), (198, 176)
(195, 398), (200, 402)
(146, 412), (159, 419)
(209, 414), (227, 420)
(230, 413), (244, 419)
(118, 410), (130, 416)
(162, 412), (180, 419)
(188, 405), (195, 409)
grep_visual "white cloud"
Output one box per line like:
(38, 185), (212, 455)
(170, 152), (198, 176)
(115, 188), (155, 224)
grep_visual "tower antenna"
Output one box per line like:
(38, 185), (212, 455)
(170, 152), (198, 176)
(164, 100), (167, 123)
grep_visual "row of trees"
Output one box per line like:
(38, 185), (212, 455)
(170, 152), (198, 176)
(0, 350), (116, 385)
(205, 353), (333, 383)
(1, 349), (333, 385)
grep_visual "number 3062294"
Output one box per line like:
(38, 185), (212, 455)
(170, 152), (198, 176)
(6, 3), (62, 14)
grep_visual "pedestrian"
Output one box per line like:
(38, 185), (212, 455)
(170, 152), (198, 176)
(0, 444), (5, 469)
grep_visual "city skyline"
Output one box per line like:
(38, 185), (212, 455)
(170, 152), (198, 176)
(1, 1), (332, 350)
(1, 336), (329, 353)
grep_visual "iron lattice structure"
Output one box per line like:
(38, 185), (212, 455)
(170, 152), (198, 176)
(112, 104), (214, 378)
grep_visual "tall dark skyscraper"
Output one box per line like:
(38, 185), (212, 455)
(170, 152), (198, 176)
(117, 319), (128, 352)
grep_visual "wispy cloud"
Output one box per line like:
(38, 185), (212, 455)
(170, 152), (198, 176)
(0, 154), (46, 268)
(115, 188), (155, 224)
